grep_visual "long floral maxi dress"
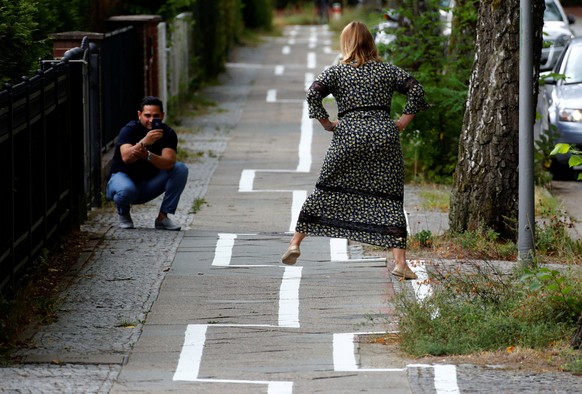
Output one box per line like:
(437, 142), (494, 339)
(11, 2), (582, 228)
(296, 61), (430, 249)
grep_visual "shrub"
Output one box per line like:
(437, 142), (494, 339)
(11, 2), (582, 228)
(0, 0), (39, 84)
(395, 261), (580, 357)
(377, 0), (477, 182)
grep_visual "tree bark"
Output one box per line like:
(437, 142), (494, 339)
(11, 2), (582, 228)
(572, 312), (582, 349)
(449, 0), (544, 239)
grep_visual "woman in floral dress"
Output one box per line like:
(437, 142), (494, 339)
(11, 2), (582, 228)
(281, 21), (429, 280)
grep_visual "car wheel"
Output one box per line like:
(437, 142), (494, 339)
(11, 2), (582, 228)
(550, 158), (578, 181)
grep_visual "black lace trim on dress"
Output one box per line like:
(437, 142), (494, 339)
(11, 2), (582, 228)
(298, 212), (407, 238)
(396, 76), (419, 94)
(310, 81), (330, 97)
(316, 183), (403, 202)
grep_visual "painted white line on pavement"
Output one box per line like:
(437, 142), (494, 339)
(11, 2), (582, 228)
(268, 381), (294, 394)
(408, 364), (460, 393)
(282, 46), (291, 55)
(173, 324), (207, 381)
(434, 364), (460, 394)
(289, 38), (296, 45)
(323, 46), (334, 54)
(279, 266), (302, 328)
(290, 190), (307, 232)
(275, 65), (285, 75)
(333, 332), (406, 372)
(309, 34), (317, 49)
(403, 209), (433, 300)
(210, 235), (302, 328)
(333, 333), (460, 392)
(305, 72), (314, 91)
(333, 333), (358, 371)
(239, 169), (309, 193)
(266, 89), (277, 102)
(409, 260), (432, 302)
(212, 233), (237, 266)
(307, 52), (316, 69)
(297, 100), (312, 172)
(193, 379), (293, 393)
(330, 238), (349, 261)
(174, 324), (293, 391)
(238, 169), (256, 192)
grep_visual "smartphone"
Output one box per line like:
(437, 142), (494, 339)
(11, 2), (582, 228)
(151, 118), (163, 130)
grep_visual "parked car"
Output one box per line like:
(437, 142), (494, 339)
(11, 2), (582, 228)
(372, 9), (399, 46)
(541, 0), (576, 71)
(543, 36), (582, 178)
(439, 0), (454, 37)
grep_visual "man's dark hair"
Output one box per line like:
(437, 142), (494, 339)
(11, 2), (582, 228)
(139, 96), (164, 112)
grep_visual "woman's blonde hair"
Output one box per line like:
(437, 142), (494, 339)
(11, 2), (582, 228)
(340, 21), (382, 67)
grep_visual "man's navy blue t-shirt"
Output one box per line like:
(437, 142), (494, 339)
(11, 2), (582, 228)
(109, 120), (178, 182)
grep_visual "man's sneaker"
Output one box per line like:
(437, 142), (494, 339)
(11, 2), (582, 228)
(118, 214), (134, 229)
(155, 216), (181, 231)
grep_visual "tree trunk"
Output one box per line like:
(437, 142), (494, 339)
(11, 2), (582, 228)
(449, 0), (544, 239)
(572, 312), (582, 349)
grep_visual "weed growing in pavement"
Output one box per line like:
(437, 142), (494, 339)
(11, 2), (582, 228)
(535, 185), (563, 217)
(175, 146), (204, 164)
(413, 230), (433, 248)
(393, 261), (581, 361)
(191, 198), (207, 214)
(536, 215), (582, 262)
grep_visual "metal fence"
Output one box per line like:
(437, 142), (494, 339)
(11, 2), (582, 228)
(0, 61), (82, 292)
(1, 14), (195, 295)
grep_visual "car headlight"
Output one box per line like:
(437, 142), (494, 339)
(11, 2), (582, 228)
(559, 108), (582, 122)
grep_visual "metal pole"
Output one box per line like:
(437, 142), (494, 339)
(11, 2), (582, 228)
(518, 0), (535, 265)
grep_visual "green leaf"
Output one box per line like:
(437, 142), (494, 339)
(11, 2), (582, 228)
(537, 272), (552, 281)
(569, 155), (582, 168)
(550, 143), (572, 156)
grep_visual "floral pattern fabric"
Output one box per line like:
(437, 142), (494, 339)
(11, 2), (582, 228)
(296, 61), (429, 249)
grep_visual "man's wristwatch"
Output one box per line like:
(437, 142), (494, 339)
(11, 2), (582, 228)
(147, 151), (153, 161)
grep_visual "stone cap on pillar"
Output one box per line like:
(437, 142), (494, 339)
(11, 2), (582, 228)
(50, 31), (104, 59)
(107, 15), (163, 27)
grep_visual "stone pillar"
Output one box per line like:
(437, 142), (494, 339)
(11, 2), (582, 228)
(107, 15), (163, 98)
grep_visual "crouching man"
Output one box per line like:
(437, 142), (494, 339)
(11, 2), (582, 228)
(106, 96), (188, 230)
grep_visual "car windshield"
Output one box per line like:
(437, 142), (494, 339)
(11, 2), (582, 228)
(563, 45), (582, 84)
(545, 1), (565, 22)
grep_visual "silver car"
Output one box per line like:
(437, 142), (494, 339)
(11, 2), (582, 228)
(544, 36), (582, 177)
(541, 0), (576, 71)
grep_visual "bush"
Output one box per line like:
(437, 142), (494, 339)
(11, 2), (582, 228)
(0, 0), (89, 84)
(242, 0), (272, 30)
(377, 0), (477, 182)
(395, 261), (581, 357)
(0, 0), (39, 84)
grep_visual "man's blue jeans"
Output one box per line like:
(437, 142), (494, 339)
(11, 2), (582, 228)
(106, 162), (188, 216)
